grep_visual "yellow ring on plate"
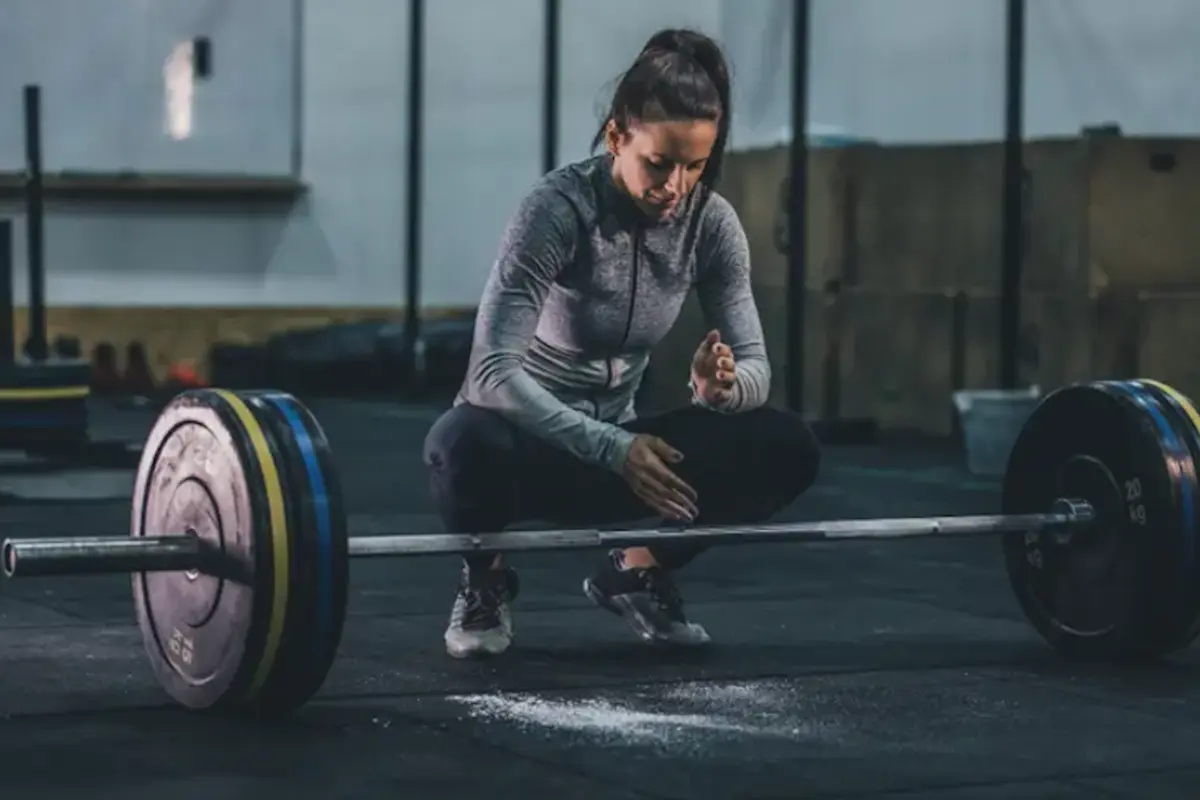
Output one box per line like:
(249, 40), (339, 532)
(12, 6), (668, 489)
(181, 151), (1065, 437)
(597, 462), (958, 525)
(1141, 380), (1200, 441)
(214, 389), (289, 697)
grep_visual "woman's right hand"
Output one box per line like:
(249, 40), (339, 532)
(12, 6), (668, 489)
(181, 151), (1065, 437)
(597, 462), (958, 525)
(621, 434), (698, 522)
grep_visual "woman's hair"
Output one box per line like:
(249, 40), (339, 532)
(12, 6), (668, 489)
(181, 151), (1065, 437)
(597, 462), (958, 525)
(592, 28), (731, 188)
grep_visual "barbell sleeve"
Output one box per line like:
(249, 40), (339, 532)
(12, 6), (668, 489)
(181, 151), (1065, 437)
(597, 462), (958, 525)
(1, 499), (1092, 579)
(3, 535), (206, 579)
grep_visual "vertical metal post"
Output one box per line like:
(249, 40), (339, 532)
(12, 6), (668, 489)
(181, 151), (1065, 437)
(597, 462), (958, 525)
(999, 0), (1026, 389)
(22, 85), (47, 363)
(786, 0), (811, 413)
(403, 0), (425, 380)
(290, 0), (305, 177)
(542, 0), (560, 175)
(0, 219), (14, 365)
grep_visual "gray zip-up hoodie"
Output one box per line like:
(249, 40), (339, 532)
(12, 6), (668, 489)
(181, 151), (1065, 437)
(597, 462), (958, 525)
(456, 153), (771, 474)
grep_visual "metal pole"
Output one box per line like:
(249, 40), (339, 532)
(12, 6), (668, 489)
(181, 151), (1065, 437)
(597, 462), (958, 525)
(999, 0), (1026, 389)
(402, 0), (425, 382)
(0, 219), (14, 365)
(786, 0), (811, 413)
(542, 0), (560, 175)
(0, 501), (1092, 577)
(346, 507), (1088, 556)
(22, 85), (47, 362)
(289, 0), (305, 177)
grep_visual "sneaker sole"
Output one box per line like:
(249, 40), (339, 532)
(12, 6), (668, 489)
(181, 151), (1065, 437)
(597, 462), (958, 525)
(445, 609), (514, 659)
(582, 577), (623, 615)
(583, 578), (711, 647)
(583, 578), (656, 643)
(445, 635), (512, 659)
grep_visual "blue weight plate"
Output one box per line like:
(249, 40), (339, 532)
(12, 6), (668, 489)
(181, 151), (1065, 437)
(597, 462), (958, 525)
(239, 391), (350, 715)
(1123, 379), (1200, 653)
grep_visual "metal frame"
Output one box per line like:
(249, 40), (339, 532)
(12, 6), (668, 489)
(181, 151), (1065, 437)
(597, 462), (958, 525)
(0, 219), (12, 365)
(290, 0), (305, 178)
(402, 0), (425, 380)
(22, 85), (47, 362)
(786, 0), (810, 414)
(999, 0), (1027, 389)
(543, 0), (560, 175)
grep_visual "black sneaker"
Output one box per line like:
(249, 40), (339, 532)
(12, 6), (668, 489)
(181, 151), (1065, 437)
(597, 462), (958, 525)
(582, 549), (711, 646)
(444, 562), (520, 658)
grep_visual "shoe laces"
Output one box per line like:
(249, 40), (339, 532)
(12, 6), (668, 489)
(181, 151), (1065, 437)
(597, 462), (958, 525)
(458, 570), (512, 629)
(640, 568), (686, 622)
(459, 590), (499, 629)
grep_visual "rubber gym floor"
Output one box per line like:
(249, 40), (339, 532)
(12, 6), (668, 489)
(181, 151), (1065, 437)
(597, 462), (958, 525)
(1, 399), (1198, 799)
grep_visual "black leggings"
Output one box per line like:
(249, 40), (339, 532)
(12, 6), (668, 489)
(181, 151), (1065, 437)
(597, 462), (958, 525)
(422, 403), (822, 572)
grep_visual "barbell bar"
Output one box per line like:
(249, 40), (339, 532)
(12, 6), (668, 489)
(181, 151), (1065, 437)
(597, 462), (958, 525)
(0, 498), (1095, 579)
(0, 379), (1198, 719)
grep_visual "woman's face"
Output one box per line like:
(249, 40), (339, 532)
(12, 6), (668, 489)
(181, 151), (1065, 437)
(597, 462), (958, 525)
(607, 118), (718, 219)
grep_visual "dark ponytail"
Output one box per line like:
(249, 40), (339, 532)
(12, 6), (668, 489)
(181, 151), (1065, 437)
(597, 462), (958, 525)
(591, 28), (732, 188)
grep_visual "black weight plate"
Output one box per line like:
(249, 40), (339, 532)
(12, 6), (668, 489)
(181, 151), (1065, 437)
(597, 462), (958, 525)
(1001, 381), (1186, 660)
(131, 389), (293, 711)
(238, 391), (349, 714)
(1126, 379), (1200, 651)
(0, 360), (90, 452)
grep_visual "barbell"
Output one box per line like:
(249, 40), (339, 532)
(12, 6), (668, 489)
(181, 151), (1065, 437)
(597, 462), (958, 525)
(1, 379), (1198, 717)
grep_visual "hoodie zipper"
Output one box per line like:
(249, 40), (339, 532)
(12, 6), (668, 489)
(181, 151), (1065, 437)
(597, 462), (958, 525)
(592, 225), (641, 418)
(613, 227), (641, 379)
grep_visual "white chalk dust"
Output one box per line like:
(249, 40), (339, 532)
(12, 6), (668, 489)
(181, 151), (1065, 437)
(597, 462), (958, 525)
(449, 679), (840, 748)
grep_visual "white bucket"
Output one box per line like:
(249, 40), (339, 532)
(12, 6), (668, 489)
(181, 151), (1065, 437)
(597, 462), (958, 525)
(952, 387), (1042, 477)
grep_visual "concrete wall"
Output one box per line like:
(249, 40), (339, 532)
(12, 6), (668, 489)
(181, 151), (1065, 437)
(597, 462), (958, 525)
(1, 0), (724, 314)
(2, 0), (410, 310)
(662, 135), (1200, 434)
(6, 0), (1200, 309)
(6, 0), (1200, 403)
(0, 0), (721, 375)
(757, 0), (1200, 146)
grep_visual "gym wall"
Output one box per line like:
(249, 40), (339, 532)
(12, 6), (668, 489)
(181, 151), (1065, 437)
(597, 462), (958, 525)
(2, 0), (1200, 401)
(0, 0), (723, 379)
(646, 135), (1200, 435)
(648, 0), (1200, 433)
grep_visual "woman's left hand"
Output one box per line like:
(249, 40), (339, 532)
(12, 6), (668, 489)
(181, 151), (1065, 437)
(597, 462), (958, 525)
(690, 329), (736, 407)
